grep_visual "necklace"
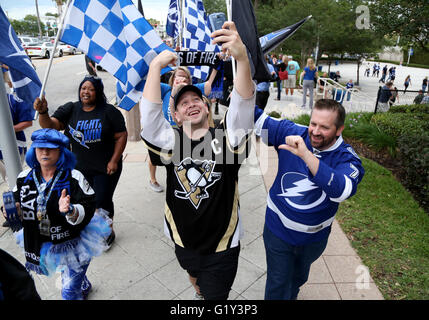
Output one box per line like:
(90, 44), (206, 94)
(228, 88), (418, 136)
(33, 169), (63, 236)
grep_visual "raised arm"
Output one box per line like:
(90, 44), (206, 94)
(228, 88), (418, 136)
(140, 51), (178, 150)
(211, 22), (255, 147)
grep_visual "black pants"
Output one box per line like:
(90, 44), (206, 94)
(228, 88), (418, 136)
(256, 90), (270, 110)
(175, 245), (240, 300)
(83, 160), (123, 219)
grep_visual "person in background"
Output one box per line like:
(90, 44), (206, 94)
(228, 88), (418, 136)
(403, 75), (411, 93)
(271, 55), (283, 100)
(256, 56), (276, 110)
(413, 90), (425, 104)
(346, 79), (354, 101)
(300, 58), (318, 109)
(0, 92), (33, 228)
(377, 81), (393, 112)
(422, 77), (428, 93)
(285, 55), (300, 97)
(33, 76), (127, 248)
(388, 86), (399, 107)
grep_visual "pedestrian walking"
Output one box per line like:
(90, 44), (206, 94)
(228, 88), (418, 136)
(33, 76), (127, 248)
(300, 58), (318, 109)
(379, 65), (388, 83)
(139, 21), (255, 300)
(422, 77), (428, 93)
(254, 99), (365, 300)
(3, 129), (111, 300)
(403, 75), (411, 93)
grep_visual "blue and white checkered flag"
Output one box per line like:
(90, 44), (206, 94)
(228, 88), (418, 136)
(166, 0), (181, 42)
(0, 7), (41, 106)
(183, 0), (219, 81)
(60, 0), (173, 111)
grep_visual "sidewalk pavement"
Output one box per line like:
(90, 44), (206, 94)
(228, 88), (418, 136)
(0, 96), (384, 300)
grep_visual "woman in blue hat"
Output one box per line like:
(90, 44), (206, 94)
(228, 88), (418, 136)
(8, 128), (111, 300)
(33, 76), (127, 248)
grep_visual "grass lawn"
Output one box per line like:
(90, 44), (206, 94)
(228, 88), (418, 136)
(336, 157), (429, 300)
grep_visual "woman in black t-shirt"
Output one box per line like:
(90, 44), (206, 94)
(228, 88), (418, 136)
(33, 76), (127, 248)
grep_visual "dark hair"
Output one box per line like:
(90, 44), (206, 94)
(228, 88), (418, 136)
(313, 99), (346, 128)
(78, 76), (107, 106)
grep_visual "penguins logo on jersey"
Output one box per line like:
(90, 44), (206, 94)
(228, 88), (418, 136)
(174, 158), (222, 209)
(278, 172), (326, 210)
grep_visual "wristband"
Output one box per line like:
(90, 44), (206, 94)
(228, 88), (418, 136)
(39, 108), (49, 115)
(66, 203), (75, 216)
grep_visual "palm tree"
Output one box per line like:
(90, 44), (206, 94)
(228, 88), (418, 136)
(35, 0), (43, 38)
(53, 0), (67, 17)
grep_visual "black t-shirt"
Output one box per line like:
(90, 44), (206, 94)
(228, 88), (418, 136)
(52, 102), (126, 175)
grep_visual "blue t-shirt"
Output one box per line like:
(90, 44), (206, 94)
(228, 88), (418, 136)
(346, 82), (354, 89)
(303, 67), (317, 81)
(161, 82), (205, 126)
(286, 61), (300, 75)
(0, 94), (33, 160)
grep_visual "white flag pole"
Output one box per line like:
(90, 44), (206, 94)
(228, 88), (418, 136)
(180, 0), (185, 50)
(34, 0), (72, 119)
(226, 0), (236, 80)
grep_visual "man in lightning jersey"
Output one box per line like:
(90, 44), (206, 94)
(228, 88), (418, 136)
(254, 99), (365, 300)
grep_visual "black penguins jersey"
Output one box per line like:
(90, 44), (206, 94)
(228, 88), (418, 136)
(143, 117), (251, 254)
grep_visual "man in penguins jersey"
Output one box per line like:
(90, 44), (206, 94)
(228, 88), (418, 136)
(254, 98), (365, 300)
(139, 22), (255, 300)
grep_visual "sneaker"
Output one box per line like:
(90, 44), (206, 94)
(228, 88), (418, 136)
(193, 292), (204, 300)
(149, 180), (164, 192)
(81, 276), (92, 300)
(106, 230), (116, 250)
(2, 220), (9, 228)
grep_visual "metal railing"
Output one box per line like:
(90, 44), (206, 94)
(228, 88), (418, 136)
(314, 77), (376, 113)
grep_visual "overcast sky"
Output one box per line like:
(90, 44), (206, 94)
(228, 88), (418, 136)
(0, 0), (170, 23)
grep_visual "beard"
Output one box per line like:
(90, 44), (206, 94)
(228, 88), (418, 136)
(309, 132), (337, 150)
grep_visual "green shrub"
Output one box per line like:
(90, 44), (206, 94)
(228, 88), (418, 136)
(371, 113), (429, 138)
(397, 132), (429, 208)
(389, 104), (429, 115)
(268, 110), (281, 118)
(348, 123), (397, 156)
(290, 113), (310, 126)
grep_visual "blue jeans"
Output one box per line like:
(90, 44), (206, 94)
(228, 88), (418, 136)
(263, 225), (328, 300)
(61, 263), (90, 300)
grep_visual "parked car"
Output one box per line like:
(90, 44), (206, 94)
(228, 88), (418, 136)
(18, 36), (39, 49)
(26, 42), (60, 59)
(58, 42), (80, 55)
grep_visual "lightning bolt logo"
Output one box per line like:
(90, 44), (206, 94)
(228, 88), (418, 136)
(277, 178), (318, 197)
(278, 172), (327, 210)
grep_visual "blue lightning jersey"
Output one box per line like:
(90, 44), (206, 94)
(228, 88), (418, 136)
(254, 108), (365, 245)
